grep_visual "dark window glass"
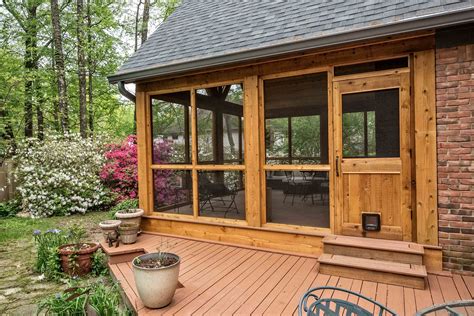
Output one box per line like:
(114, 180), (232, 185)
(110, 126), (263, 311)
(334, 57), (408, 76)
(265, 171), (329, 228)
(153, 170), (192, 215)
(264, 73), (328, 165)
(198, 170), (245, 220)
(151, 92), (191, 164)
(196, 84), (244, 164)
(342, 89), (399, 158)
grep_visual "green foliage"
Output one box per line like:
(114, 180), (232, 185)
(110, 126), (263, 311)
(110, 198), (139, 216)
(0, 211), (107, 243)
(0, 196), (22, 218)
(91, 249), (108, 277)
(33, 228), (69, 278)
(33, 224), (88, 280)
(38, 282), (129, 316)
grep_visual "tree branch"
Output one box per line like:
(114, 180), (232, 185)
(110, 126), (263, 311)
(2, 0), (26, 31)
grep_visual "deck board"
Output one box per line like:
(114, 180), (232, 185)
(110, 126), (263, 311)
(106, 233), (474, 316)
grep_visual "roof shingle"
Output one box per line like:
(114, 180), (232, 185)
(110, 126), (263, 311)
(112, 0), (474, 82)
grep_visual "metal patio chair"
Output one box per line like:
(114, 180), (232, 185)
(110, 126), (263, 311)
(415, 300), (474, 316)
(298, 286), (398, 316)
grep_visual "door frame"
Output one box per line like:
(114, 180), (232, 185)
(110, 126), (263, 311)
(332, 68), (412, 241)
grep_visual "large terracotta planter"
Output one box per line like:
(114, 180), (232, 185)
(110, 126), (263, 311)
(132, 252), (180, 308)
(58, 243), (99, 276)
(115, 208), (144, 227)
(119, 223), (139, 244)
(99, 220), (121, 241)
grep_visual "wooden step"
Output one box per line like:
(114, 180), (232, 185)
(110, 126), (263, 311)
(318, 254), (427, 289)
(322, 235), (424, 265)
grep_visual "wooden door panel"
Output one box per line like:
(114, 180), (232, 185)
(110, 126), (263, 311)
(333, 70), (411, 241)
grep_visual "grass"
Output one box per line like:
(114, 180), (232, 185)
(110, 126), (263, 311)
(0, 211), (112, 243)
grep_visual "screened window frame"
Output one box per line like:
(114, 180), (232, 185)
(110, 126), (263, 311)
(147, 82), (247, 225)
(259, 67), (333, 232)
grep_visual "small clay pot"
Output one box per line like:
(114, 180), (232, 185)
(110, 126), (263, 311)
(119, 223), (139, 244)
(58, 243), (99, 276)
(99, 220), (121, 241)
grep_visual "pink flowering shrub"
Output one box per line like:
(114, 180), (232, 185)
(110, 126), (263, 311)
(101, 136), (188, 206)
(100, 135), (138, 201)
(152, 140), (189, 207)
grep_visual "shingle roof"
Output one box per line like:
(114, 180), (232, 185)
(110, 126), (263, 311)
(110, 0), (474, 83)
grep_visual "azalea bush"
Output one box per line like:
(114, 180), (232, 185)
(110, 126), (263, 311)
(100, 135), (138, 201)
(15, 134), (111, 218)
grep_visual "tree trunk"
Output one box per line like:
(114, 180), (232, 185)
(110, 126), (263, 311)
(86, 0), (93, 135)
(141, 0), (150, 44)
(24, 3), (39, 138)
(36, 89), (44, 141)
(77, 0), (87, 138)
(51, 0), (69, 133)
(134, 0), (142, 52)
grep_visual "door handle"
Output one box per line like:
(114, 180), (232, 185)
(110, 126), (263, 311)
(336, 156), (340, 177)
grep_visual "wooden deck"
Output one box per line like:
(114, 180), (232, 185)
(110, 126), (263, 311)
(104, 233), (474, 316)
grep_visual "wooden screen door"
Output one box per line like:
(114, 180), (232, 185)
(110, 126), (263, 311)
(333, 70), (412, 241)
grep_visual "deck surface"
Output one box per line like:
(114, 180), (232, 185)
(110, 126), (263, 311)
(106, 233), (474, 316)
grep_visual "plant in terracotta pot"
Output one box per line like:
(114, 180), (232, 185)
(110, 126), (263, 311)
(115, 208), (144, 227)
(132, 251), (180, 308)
(98, 219), (121, 241)
(118, 223), (139, 244)
(57, 224), (99, 276)
(58, 243), (100, 276)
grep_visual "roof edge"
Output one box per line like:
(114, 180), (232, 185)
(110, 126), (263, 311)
(108, 7), (474, 84)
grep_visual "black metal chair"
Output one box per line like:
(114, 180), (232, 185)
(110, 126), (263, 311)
(198, 175), (239, 217)
(298, 286), (398, 316)
(415, 300), (474, 316)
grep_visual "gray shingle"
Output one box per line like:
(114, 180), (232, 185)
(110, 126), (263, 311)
(113, 0), (474, 79)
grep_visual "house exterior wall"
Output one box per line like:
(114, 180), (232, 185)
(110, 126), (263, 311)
(436, 41), (474, 275)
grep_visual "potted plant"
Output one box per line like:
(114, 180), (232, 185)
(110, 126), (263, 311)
(58, 243), (100, 276)
(132, 252), (180, 308)
(118, 223), (139, 244)
(115, 208), (144, 227)
(98, 220), (121, 241)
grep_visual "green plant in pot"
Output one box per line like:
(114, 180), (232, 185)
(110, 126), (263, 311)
(57, 225), (99, 276)
(132, 251), (180, 308)
(119, 223), (139, 244)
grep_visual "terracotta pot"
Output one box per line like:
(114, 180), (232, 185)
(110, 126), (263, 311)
(58, 243), (99, 276)
(98, 220), (121, 241)
(115, 208), (144, 227)
(119, 223), (139, 244)
(132, 252), (180, 309)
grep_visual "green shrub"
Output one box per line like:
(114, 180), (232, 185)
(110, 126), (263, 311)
(38, 282), (130, 315)
(33, 224), (88, 280)
(91, 249), (109, 277)
(0, 196), (21, 218)
(15, 134), (112, 218)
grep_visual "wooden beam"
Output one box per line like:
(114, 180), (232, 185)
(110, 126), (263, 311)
(413, 50), (438, 246)
(153, 92), (243, 117)
(244, 75), (261, 227)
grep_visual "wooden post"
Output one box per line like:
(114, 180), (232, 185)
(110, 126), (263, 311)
(136, 88), (152, 213)
(413, 50), (438, 245)
(244, 75), (261, 227)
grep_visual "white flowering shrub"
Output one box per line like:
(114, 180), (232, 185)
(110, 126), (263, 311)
(15, 134), (112, 218)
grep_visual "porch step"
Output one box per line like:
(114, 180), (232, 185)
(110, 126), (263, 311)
(318, 254), (427, 289)
(322, 235), (424, 265)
